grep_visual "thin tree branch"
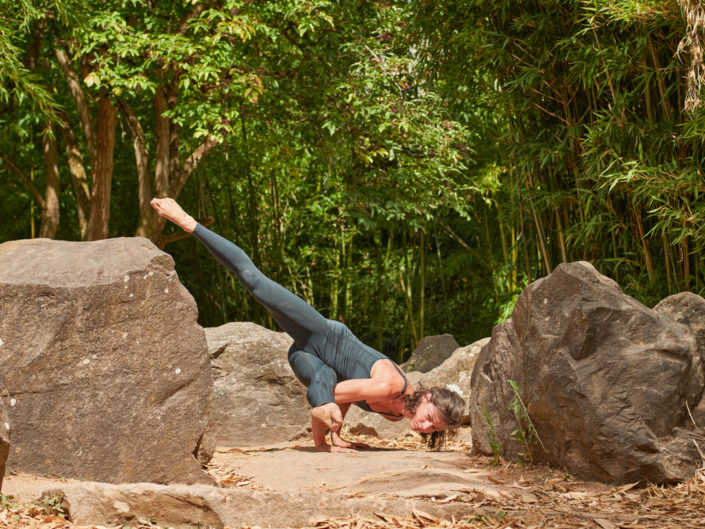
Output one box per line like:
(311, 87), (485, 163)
(158, 216), (214, 249)
(169, 136), (220, 197)
(0, 153), (45, 208)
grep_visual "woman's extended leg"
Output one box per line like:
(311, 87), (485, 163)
(151, 198), (328, 350)
(151, 198), (345, 438)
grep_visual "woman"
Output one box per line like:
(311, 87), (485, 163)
(151, 198), (466, 452)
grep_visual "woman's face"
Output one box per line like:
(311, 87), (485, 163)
(409, 393), (447, 433)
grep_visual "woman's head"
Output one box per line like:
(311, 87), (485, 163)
(404, 385), (466, 449)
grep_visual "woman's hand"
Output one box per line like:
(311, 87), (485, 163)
(311, 402), (343, 432)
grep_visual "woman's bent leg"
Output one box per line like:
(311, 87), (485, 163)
(288, 347), (337, 407)
(289, 346), (343, 435)
(192, 223), (328, 349)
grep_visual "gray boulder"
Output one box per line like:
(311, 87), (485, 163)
(402, 334), (460, 373)
(470, 261), (705, 483)
(0, 398), (8, 493)
(0, 238), (212, 484)
(205, 322), (308, 446)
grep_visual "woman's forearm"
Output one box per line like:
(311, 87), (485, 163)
(312, 414), (328, 448)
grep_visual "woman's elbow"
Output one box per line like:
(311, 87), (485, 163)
(377, 381), (397, 400)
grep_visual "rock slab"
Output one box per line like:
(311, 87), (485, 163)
(39, 446), (543, 528)
(45, 481), (476, 529)
(205, 322), (308, 446)
(0, 238), (212, 484)
(0, 399), (9, 493)
(470, 261), (705, 483)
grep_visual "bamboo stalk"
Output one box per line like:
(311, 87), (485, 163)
(529, 194), (552, 274)
(398, 269), (418, 347)
(419, 231), (425, 340)
(344, 231), (354, 324)
(375, 236), (384, 351)
(31, 167), (35, 238)
(683, 232), (690, 290)
(633, 204), (655, 284)
(647, 34), (674, 122)
(434, 231), (452, 328)
(517, 185), (531, 281)
(496, 203), (509, 265)
(555, 207), (568, 264)
(331, 228), (340, 320)
(510, 224), (518, 292)
(663, 233), (673, 293)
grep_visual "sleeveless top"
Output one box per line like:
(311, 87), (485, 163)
(354, 361), (408, 417)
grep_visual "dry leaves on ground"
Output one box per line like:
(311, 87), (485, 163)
(3, 432), (705, 529)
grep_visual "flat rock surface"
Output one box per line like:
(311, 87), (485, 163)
(208, 443), (530, 500)
(2, 441), (533, 528)
(4, 439), (705, 529)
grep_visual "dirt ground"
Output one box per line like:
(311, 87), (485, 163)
(2, 432), (705, 529)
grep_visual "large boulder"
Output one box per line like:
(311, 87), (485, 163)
(470, 261), (705, 483)
(0, 398), (8, 493)
(401, 334), (460, 373)
(346, 338), (488, 439)
(0, 238), (212, 484)
(205, 322), (308, 446)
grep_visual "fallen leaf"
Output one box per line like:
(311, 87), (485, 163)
(594, 518), (616, 529)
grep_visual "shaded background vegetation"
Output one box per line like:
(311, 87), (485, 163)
(2, 0), (705, 361)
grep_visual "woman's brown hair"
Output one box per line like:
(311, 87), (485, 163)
(403, 385), (466, 449)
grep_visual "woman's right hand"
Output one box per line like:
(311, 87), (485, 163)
(311, 402), (343, 432)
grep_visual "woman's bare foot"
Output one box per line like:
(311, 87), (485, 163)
(311, 403), (343, 432)
(314, 443), (356, 453)
(331, 431), (371, 450)
(150, 198), (197, 233)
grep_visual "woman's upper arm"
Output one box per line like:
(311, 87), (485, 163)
(333, 378), (396, 403)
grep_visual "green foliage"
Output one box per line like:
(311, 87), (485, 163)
(410, 0), (705, 306)
(6, 0), (705, 355)
(482, 407), (502, 466)
(37, 493), (67, 519)
(507, 379), (545, 465)
(0, 0), (77, 122)
(1, 493), (18, 510)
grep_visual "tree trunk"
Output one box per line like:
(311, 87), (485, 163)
(55, 47), (96, 160)
(60, 119), (91, 240)
(86, 91), (116, 241)
(39, 123), (60, 238)
(118, 98), (155, 239)
(154, 87), (170, 197)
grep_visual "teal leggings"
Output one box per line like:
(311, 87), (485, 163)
(192, 223), (390, 407)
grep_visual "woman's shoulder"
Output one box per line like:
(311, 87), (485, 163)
(371, 359), (407, 395)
